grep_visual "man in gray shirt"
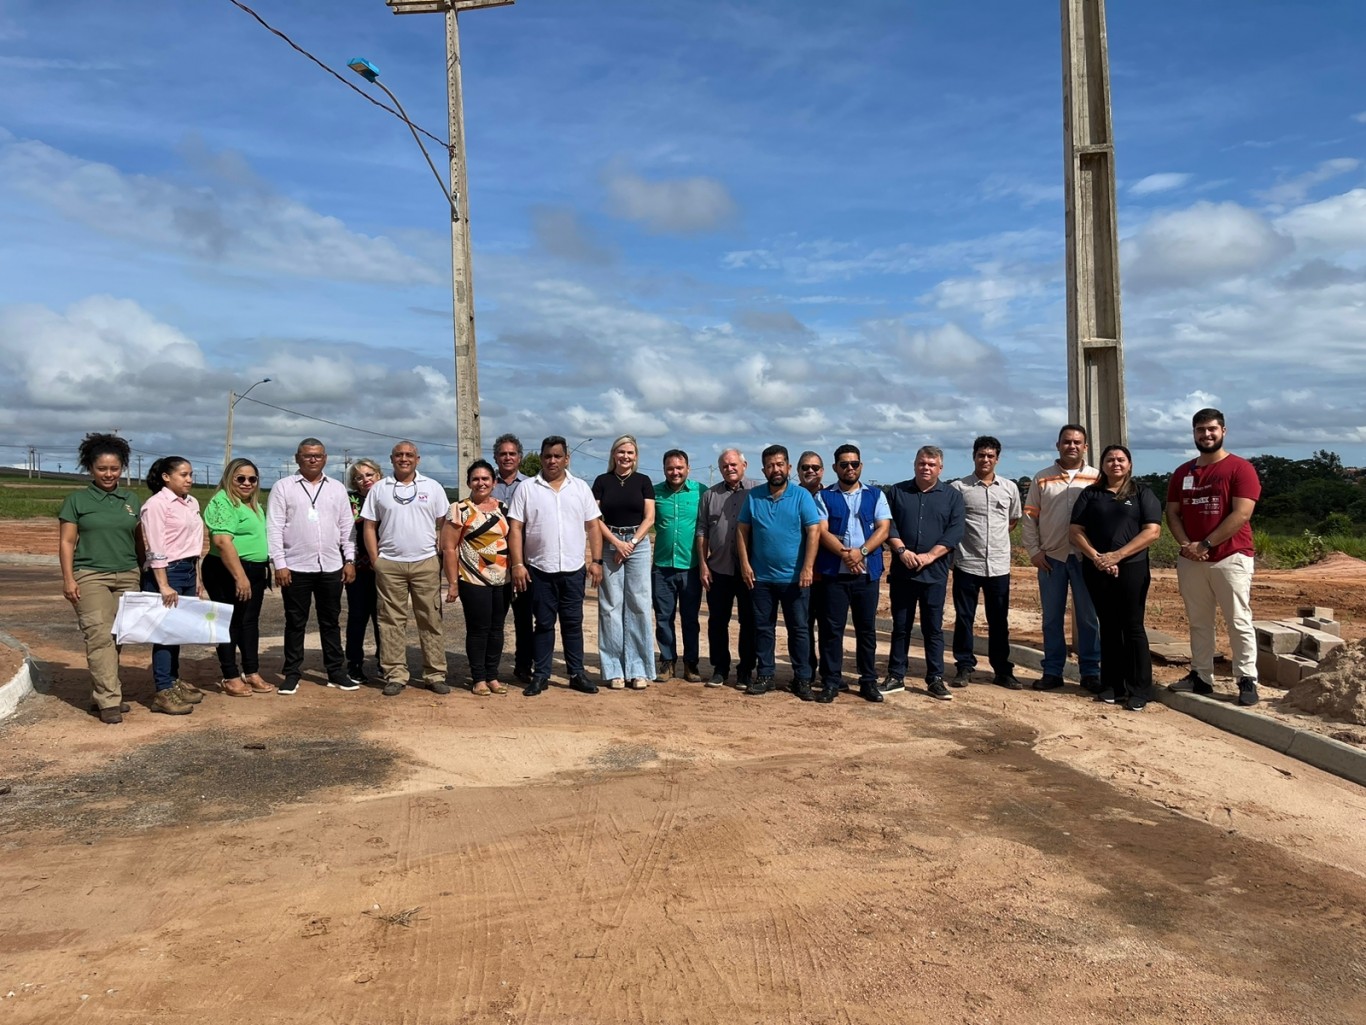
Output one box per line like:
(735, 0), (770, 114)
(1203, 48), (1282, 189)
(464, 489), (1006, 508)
(492, 432), (533, 684)
(949, 436), (1023, 689)
(696, 448), (759, 688)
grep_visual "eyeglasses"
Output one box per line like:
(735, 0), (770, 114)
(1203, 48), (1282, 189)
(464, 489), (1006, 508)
(837, 460), (860, 469)
(234, 475), (258, 484)
(299, 454), (325, 461)
(798, 465), (822, 473)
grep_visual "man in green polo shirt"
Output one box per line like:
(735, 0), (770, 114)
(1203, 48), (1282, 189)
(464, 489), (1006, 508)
(653, 449), (706, 682)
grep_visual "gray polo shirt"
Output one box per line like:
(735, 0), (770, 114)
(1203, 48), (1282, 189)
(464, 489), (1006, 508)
(949, 473), (1022, 577)
(492, 471), (528, 504)
(696, 478), (760, 575)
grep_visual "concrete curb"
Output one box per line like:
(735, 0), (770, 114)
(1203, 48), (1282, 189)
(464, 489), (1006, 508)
(0, 628), (38, 722)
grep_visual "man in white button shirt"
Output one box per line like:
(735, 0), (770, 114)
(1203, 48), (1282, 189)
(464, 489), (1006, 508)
(361, 441), (450, 697)
(950, 436), (1023, 690)
(507, 435), (604, 696)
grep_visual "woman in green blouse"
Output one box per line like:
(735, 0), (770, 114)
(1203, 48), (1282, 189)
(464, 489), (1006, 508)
(58, 433), (143, 724)
(202, 458), (275, 696)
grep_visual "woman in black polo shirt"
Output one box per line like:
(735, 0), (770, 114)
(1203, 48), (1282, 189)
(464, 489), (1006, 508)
(592, 436), (656, 689)
(1068, 445), (1163, 711)
(58, 433), (143, 724)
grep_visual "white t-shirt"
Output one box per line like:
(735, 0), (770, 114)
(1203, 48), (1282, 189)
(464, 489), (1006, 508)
(360, 473), (447, 562)
(507, 472), (601, 573)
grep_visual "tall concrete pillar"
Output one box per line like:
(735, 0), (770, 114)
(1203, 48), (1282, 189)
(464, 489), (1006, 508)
(1061, 0), (1126, 450)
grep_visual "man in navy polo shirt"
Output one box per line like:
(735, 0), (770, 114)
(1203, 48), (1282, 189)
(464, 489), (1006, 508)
(736, 444), (824, 698)
(884, 445), (964, 701)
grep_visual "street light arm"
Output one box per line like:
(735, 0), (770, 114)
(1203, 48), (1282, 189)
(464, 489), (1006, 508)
(370, 78), (459, 218)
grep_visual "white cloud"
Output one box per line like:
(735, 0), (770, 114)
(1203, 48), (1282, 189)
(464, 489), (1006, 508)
(1129, 172), (1191, 196)
(1274, 189), (1366, 250)
(604, 166), (737, 234)
(1354, 112), (1366, 124)
(564, 388), (669, 439)
(1123, 201), (1293, 291)
(0, 136), (440, 285)
(1256, 157), (1360, 208)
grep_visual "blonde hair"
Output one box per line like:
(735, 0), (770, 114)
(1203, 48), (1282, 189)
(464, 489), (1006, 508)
(347, 458), (383, 491)
(607, 435), (639, 473)
(216, 458), (261, 512)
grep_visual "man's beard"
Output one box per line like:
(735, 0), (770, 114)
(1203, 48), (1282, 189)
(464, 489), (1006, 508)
(1195, 437), (1223, 453)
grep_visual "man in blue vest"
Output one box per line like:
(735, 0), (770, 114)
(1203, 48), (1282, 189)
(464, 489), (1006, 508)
(815, 444), (892, 703)
(736, 444), (825, 697)
(884, 446), (965, 701)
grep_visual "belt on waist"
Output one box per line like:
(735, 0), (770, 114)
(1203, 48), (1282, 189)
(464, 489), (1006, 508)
(608, 525), (640, 534)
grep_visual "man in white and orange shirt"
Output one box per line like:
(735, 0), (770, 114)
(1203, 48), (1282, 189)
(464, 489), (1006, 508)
(1021, 424), (1102, 692)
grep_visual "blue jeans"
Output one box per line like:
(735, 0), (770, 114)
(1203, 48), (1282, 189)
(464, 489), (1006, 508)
(750, 581), (811, 682)
(598, 535), (654, 679)
(820, 575), (880, 686)
(1038, 555), (1101, 676)
(528, 568), (587, 681)
(142, 558), (198, 692)
(887, 576), (947, 681)
(652, 564), (701, 664)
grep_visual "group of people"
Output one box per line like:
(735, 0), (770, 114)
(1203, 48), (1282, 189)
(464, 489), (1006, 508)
(57, 407), (1262, 723)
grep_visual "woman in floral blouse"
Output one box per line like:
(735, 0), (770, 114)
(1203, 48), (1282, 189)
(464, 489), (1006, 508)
(442, 459), (510, 695)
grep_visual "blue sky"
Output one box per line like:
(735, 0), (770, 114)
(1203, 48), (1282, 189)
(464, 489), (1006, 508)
(2, 0), (1364, 488)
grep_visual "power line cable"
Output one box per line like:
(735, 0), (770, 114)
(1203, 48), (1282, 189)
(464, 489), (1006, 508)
(236, 395), (460, 450)
(224, 0), (452, 153)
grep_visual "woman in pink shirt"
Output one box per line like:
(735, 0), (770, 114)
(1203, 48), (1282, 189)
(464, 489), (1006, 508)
(139, 456), (207, 715)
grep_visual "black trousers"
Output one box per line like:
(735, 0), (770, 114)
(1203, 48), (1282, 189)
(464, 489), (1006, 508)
(281, 569), (346, 684)
(820, 574), (880, 686)
(951, 569), (1014, 675)
(203, 556), (270, 678)
(345, 567), (380, 671)
(459, 582), (511, 681)
(511, 586), (534, 674)
(807, 578), (826, 680)
(706, 571), (756, 681)
(528, 568), (586, 681)
(1082, 559), (1153, 701)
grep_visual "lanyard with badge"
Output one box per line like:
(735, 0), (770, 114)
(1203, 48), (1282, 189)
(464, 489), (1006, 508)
(299, 478), (326, 522)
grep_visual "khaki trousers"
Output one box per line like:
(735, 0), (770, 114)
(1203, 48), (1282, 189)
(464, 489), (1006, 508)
(73, 568), (140, 709)
(1176, 553), (1257, 682)
(374, 556), (446, 686)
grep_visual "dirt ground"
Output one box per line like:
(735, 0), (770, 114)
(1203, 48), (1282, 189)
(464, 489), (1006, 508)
(2, 518), (1365, 1024)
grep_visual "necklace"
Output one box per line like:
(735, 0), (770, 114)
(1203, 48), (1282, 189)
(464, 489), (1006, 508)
(614, 471), (632, 486)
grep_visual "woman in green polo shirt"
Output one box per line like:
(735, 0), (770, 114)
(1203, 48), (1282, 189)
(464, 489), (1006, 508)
(202, 458), (275, 697)
(58, 432), (143, 725)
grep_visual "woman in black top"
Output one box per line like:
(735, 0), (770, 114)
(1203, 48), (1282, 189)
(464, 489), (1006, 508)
(591, 435), (656, 689)
(1068, 445), (1163, 710)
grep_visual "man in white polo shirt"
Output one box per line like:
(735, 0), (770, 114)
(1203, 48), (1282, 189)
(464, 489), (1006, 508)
(507, 435), (604, 697)
(361, 440), (450, 697)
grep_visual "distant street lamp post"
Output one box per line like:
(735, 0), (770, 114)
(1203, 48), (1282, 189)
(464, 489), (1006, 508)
(351, 0), (513, 491)
(225, 377), (273, 469)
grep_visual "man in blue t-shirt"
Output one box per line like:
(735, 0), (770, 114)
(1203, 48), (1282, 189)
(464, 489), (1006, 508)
(736, 444), (825, 697)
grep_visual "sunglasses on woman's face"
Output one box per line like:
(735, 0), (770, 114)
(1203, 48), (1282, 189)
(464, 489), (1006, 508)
(235, 475), (258, 484)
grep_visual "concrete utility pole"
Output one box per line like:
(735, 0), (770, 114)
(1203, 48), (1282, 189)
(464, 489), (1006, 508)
(382, 0), (512, 488)
(1061, 0), (1126, 450)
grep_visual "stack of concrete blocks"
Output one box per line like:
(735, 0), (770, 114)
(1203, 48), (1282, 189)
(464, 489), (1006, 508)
(1253, 606), (1346, 687)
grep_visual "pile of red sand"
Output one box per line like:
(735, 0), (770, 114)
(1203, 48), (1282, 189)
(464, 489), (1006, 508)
(1281, 638), (1366, 725)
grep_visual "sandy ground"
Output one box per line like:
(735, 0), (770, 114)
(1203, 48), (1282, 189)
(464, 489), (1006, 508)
(2, 519), (1365, 1024)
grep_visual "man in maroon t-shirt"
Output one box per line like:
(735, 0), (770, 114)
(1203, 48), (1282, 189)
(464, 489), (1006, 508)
(1164, 408), (1262, 706)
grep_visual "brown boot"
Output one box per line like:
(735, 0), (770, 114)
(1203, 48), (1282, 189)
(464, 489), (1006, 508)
(175, 678), (204, 696)
(683, 663), (702, 682)
(222, 677), (253, 698)
(171, 680), (204, 705)
(98, 707), (123, 724)
(655, 661), (675, 683)
(152, 689), (193, 715)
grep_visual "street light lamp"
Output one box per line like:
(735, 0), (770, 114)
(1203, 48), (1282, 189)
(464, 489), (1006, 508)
(570, 437), (594, 454)
(224, 377), (272, 469)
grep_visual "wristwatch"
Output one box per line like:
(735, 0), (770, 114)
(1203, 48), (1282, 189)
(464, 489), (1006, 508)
(1200, 539), (1213, 551)
(858, 546), (869, 557)
(592, 559), (605, 565)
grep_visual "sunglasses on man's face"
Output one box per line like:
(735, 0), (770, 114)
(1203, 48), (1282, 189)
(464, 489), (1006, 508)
(798, 465), (822, 473)
(837, 460), (860, 469)
(235, 475), (258, 484)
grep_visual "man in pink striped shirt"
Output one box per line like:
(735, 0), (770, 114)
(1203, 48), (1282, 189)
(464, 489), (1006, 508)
(266, 438), (356, 695)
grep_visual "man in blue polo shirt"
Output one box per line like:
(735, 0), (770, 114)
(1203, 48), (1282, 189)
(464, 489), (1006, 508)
(736, 444), (824, 698)
(884, 445), (965, 701)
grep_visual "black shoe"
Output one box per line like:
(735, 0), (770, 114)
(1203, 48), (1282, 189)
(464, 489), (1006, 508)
(514, 668), (533, 686)
(330, 677), (361, 692)
(815, 683), (839, 704)
(98, 707), (123, 724)
(569, 674), (598, 695)
(858, 682), (884, 704)
(793, 679), (815, 702)
(429, 681), (452, 695)
(1080, 674), (1103, 694)
(745, 676), (773, 696)
(381, 681), (405, 697)
(993, 672), (1024, 691)
(1094, 688), (1117, 704)
(1169, 670), (1214, 695)
(1032, 674), (1064, 691)
(879, 675), (906, 694)
(706, 671), (726, 689)
(91, 701), (133, 715)
(1237, 677), (1260, 706)
(952, 666), (972, 688)
(277, 679), (299, 696)
(926, 677), (952, 701)
(346, 666), (368, 686)
(1125, 695), (1149, 711)
(523, 677), (547, 697)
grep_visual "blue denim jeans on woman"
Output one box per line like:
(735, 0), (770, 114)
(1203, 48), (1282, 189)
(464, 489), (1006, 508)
(597, 535), (655, 680)
(141, 557), (199, 692)
(1037, 554), (1101, 677)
